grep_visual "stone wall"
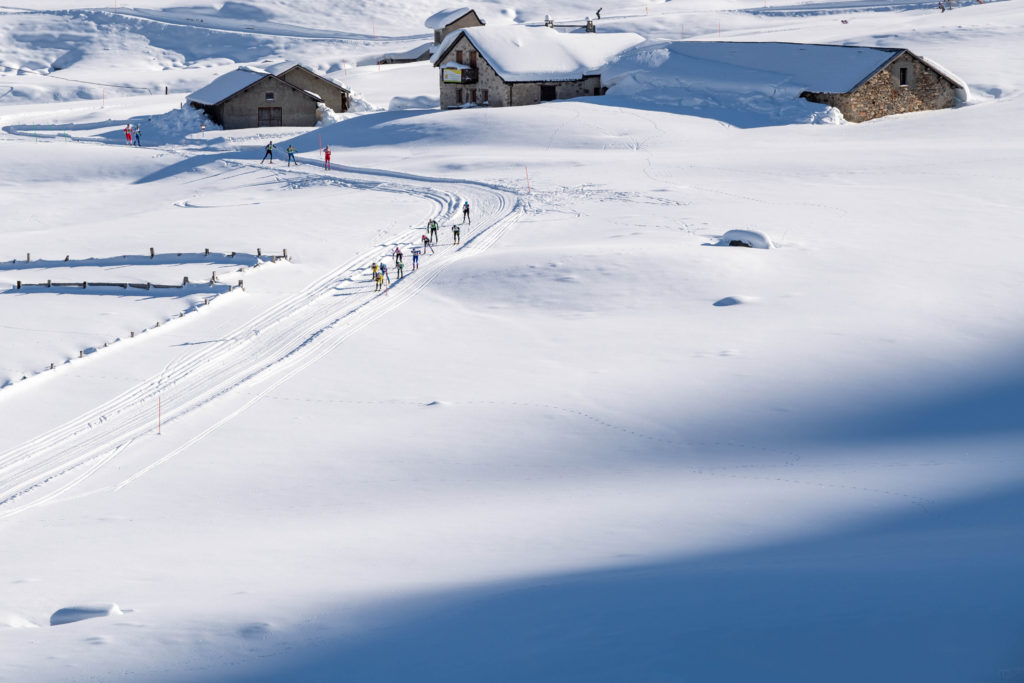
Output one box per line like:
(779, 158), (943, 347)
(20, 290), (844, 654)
(508, 75), (601, 106)
(803, 53), (957, 123)
(218, 76), (320, 129)
(278, 68), (348, 113)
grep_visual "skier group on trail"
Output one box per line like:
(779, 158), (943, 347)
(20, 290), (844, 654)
(368, 210), (470, 292)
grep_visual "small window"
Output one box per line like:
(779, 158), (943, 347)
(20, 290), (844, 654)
(540, 85), (557, 101)
(456, 88), (463, 105)
(469, 51), (478, 68)
(480, 89), (489, 104)
(456, 50), (464, 64)
(898, 67), (908, 86)
(265, 92), (275, 102)
(468, 88), (476, 103)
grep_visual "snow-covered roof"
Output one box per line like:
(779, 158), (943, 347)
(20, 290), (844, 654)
(187, 66), (327, 106)
(433, 25), (645, 82)
(186, 67), (268, 106)
(264, 61), (300, 76)
(425, 7), (481, 29)
(650, 42), (905, 94)
(263, 61), (352, 92)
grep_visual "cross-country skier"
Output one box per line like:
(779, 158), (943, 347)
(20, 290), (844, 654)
(429, 219), (439, 244)
(393, 246), (403, 266)
(422, 234), (434, 254)
(371, 261), (379, 282)
(462, 201), (470, 224)
(261, 141), (276, 164)
(374, 270), (383, 291)
(452, 224), (461, 244)
(381, 262), (389, 284)
(124, 125), (132, 145)
(286, 145), (297, 166)
(396, 259), (404, 278)
(324, 145), (332, 170)
(132, 124), (142, 146)
(411, 246), (421, 270)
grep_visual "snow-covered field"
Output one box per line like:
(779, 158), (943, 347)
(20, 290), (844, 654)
(1, 0), (1023, 681)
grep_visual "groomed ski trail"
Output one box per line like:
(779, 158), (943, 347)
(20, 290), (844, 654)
(0, 162), (524, 519)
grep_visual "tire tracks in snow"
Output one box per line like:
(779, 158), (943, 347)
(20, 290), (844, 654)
(0, 163), (524, 518)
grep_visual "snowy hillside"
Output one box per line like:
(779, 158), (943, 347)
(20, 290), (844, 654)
(1, 0), (1023, 682)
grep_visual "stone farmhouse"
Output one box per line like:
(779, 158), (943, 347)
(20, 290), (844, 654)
(425, 7), (485, 46)
(654, 42), (965, 123)
(431, 24), (644, 109)
(187, 64), (350, 129)
(797, 47), (963, 121)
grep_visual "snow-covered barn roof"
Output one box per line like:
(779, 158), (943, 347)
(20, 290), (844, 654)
(186, 66), (325, 106)
(425, 7), (482, 30)
(639, 42), (961, 95)
(262, 61), (352, 93)
(186, 67), (268, 106)
(433, 25), (645, 82)
(264, 61), (300, 76)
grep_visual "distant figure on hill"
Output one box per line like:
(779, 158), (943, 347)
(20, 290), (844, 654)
(324, 145), (332, 170)
(938, 1), (945, 10)
(261, 141), (276, 164)
(462, 201), (470, 224)
(452, 224), (461, 244)
(595, 7), (602, 19)
(123, 125), (132, 145)
(286, 145), (297, 166)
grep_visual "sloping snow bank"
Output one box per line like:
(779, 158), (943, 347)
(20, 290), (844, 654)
(605, 41), (848, 127)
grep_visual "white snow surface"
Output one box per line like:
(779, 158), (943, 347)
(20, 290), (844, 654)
(433, 24), (645, 81)
(1, 0), (1024, 681)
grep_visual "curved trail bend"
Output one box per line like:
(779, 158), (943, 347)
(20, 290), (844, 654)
(0, 162), (524, 519)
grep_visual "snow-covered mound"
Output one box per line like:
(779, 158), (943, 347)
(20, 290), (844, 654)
(718, 229), (774, 249)
(606, 40), (855, 126)
(50, 604), (123, 627)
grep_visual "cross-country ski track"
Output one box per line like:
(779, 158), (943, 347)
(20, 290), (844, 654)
(0, 160), (525, 519)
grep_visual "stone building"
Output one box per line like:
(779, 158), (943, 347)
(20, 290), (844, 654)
(187, 65), (349, 129)
(634, 41), (965, 124)
(425, 7), (485, 46)
(431, 25), (643, 109)
(265, 62), (350, 114)
(799, 48), (962, 122)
